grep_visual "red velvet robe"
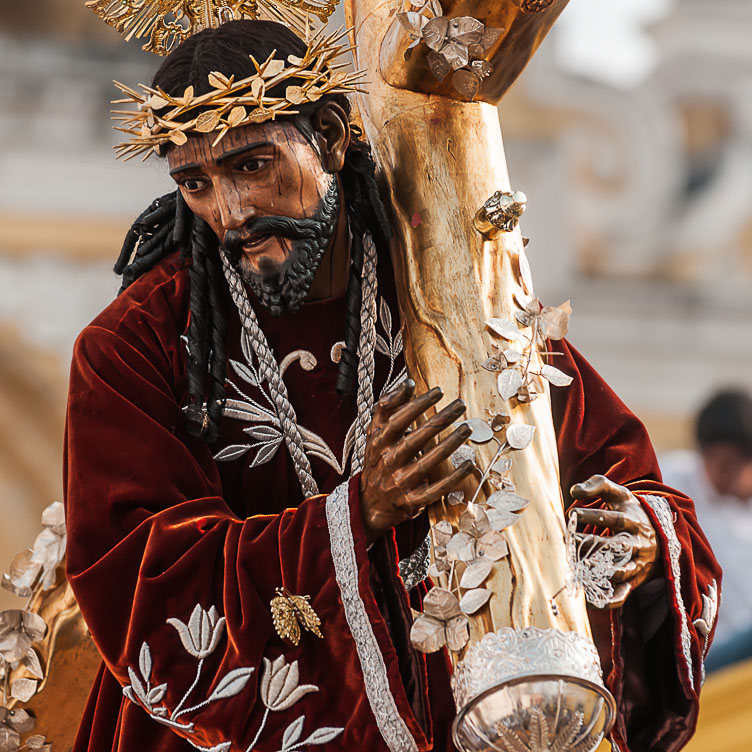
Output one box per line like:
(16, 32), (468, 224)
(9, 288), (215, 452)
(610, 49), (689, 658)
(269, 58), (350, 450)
(65, 251), (721, 752)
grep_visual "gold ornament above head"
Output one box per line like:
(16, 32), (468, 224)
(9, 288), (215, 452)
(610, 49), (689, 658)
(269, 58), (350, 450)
(112, 26), (365, 161)
(86, 0), (338, 55)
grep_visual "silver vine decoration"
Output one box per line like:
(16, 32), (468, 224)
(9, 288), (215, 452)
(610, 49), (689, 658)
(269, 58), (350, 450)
(410, 293), (574, 653)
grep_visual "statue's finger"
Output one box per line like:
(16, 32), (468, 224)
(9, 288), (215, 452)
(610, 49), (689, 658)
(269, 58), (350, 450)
(611, 561), (640, 583)
(383, 386), (444, 440)
(575, 532), (637, 560)
(376, 378), (415, 414)
(404, 462), (474, 506)
(603, 581), (632, 610)
(574, 508), (640, 535)
(570, 474), (632, 506)
(391, 399), (466, 466)
(394, 422), (471, 486)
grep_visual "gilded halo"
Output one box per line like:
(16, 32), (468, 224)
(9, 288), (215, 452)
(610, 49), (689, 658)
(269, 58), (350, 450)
(86, 0), (339, 55)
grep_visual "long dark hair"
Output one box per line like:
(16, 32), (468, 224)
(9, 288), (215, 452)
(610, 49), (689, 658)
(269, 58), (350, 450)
(115, 20), (392, 442)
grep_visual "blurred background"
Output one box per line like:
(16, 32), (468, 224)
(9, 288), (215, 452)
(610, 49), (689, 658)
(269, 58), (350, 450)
(0, 0), (750, 747)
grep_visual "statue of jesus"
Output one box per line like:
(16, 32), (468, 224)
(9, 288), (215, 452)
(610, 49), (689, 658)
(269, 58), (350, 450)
(63, 15), (720, 752)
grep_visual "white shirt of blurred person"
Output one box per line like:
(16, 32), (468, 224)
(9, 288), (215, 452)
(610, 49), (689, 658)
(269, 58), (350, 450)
(661, 390), (752, 647)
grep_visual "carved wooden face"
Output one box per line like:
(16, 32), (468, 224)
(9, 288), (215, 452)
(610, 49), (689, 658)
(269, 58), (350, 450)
(167, 106), (348, 281)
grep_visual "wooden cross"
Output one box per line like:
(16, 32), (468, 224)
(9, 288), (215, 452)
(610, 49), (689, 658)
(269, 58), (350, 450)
(344, 0), (592, 661)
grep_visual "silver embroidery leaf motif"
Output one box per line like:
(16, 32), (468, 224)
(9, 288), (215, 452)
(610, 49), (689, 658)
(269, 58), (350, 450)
(216, 293), (404, 478)
(216, 231), (380, 495)
(122, 604), (254, 735)
(642, 494), (695, 691)
(248, 655), (343, 752)
(375, 296), (408, 399)
(122, 604), (343, 751)
(326, 482), (419, 752)
(565, 512), (632, 609)
(398, 534), (431, 592)
(218, 333), (357, 476)
(693, 578), (718, 685)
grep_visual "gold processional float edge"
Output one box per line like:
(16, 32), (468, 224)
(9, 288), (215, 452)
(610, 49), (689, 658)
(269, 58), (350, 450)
(0, 1), (631, 750)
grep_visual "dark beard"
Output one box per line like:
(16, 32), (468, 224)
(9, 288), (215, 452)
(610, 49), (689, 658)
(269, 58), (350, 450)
(222, 178), (340, 316)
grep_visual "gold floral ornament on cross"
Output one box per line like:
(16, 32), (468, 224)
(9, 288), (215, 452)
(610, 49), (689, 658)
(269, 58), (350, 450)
(86, 0), (338, 55)
(111, 26), (365, 161)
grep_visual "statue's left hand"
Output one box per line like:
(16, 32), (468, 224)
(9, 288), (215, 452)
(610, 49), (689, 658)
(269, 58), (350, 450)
(570, 474), (661, 610)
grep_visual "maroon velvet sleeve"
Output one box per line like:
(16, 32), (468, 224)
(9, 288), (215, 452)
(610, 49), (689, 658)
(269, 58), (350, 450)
(551, 340), (722, 752)
(64, 323), (429, 751)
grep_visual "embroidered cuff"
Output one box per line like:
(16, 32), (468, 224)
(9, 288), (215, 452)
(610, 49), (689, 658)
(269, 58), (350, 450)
(640, 494), (695, 692)
(325, 479), (419, 752)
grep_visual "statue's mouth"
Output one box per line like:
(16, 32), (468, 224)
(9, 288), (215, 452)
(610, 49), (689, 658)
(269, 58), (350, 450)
(242, 233), (272, 252)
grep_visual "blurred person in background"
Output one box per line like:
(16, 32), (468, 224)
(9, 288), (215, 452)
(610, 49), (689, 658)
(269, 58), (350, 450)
(662, 389), (752, 671)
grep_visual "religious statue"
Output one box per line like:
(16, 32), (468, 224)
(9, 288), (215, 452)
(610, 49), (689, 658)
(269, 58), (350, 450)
(0, 2), (721, 751)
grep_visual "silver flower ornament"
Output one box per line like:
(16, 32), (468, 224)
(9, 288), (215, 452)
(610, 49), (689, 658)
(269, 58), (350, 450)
(167, 604), (226, 659)
(0, 706), (37, 752)
(3, 501), (67, 597)
(260, 656), (318, 711)
(0, 611), (47, 665)
(565, 513), (632, 609)
(445, 504), (510, 562)
(410, 587), (470, 653)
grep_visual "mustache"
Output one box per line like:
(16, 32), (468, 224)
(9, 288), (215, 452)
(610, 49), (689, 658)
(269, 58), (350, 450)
(223, 214), (324, 263)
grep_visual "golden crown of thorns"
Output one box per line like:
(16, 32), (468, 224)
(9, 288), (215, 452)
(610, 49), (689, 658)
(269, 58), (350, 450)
(112, 28), (365, 161)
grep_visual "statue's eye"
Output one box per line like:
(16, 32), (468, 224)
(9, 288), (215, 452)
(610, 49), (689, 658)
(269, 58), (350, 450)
(239, 157), (269, 173)
(181, 178), (207, 192)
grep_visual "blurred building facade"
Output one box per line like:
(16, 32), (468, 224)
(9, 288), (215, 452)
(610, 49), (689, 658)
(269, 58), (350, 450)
(1, 0), (752, 606)
(503, 0), (752, 448)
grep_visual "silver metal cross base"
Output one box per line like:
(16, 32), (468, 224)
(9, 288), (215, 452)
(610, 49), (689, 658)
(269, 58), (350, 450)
(451, 627), (616, 752)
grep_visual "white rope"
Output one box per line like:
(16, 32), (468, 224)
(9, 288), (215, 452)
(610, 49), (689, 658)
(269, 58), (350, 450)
(220, 234), (378, 497)
(351, 233), (378, 473)
(220, 250), (319, 497)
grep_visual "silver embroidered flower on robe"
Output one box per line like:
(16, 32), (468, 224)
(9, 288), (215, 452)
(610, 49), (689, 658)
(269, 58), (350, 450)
(167, 604), (226, 660)
(260, 655), (318, 711)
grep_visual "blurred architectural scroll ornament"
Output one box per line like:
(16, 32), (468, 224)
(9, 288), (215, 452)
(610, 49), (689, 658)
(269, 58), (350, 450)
(474, 190), (528, 237)
(85, 0), (336, 54)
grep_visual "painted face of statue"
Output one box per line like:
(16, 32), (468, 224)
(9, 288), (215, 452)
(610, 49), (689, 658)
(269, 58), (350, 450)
(167, 114), (345, 315)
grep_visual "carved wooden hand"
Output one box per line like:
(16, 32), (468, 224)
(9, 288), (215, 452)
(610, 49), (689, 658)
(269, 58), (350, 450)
(571, 475), (661, 609)
(360, 381), (474, 544)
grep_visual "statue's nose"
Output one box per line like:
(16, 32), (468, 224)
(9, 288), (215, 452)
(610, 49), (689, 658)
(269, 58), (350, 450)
(216, 179), (257, 231)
